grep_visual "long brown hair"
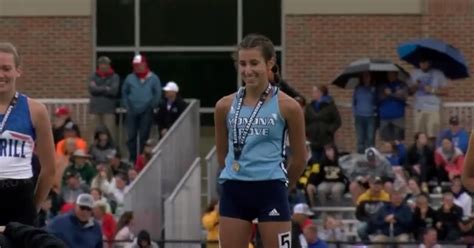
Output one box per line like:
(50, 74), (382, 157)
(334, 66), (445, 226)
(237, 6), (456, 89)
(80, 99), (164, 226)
(115, 211), (134, 236)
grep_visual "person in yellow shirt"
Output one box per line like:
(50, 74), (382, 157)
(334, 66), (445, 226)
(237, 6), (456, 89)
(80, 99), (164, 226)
(355, 176), (390, 242)
(202, 200), (254, 248)
(202, 200), (219, 247)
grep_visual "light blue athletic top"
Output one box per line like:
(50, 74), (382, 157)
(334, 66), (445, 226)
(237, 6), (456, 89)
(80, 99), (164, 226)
(219, 87), (288, 183)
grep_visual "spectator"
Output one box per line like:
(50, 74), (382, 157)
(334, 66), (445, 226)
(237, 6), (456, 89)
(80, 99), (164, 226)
(37, 194), (53, 228)
(405, 177), (423, 208)
(297, 142), (321, 207)
(318, 215), (345, 242)
(55, 122), (87, 156)
(419, 228), (441, 248)
(437, 116), (469, 154)
(63, 150), (97, 186)
(91, 164), (116, 195)
(110, 174), (129, 217)
(435, 191), (463, 241)
(451, 176), (472, 218)
(459, 216), (474, 244)
(156, 81), (187, 138)
(406, 132), (436, 191)
(302, 222), (328, 248)
(305, 84), (341, 161)
(47, 193), (103, 248)
(377, 71), (408, 141)
(134, 139), (156, 173)
(60, 171), (90, 204)
(121, 54), (162, 163)
(127, 230), (159, 248)
(353, 71), (377, 154)
(290, 203), (314, 247)
(372, 188), (412, 243)
(91, 188), (112, 213)
(380, 140), (406, 167)
(90, 126), (117, 164)
(93, 201), (116, 247)
(380, 141), (408, 190)
(127, 168), (138, 184)
(88, 56), (120, 142)
(107, 150), (132, 177)
(355, 176), (390, 242)
(408, 57), (448, 142)
(52, 106), (81, 145)
(313, 144), (347, 206)
(114, 212), (135, 248)
(54, 137), (78, 191)
(268, 64), (303, 99)
(348, 148), (394, 203)
(413, 193), (436, 241)
(202, 200), (219, 248)
(435, 137), (465, 182)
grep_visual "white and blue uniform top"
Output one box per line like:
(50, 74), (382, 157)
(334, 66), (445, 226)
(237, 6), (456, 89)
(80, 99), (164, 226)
(219, 87), (288, 183)
(0, 93), (35, 179)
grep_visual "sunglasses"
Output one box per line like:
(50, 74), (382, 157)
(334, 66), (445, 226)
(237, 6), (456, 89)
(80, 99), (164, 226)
(79, 206), (92, 211)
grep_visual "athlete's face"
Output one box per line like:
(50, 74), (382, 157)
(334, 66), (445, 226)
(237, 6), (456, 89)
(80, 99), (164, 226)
(0, 52), (20, 94)
(238, 48), (274, 87)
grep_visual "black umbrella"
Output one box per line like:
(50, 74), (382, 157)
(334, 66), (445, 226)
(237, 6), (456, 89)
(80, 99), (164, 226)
(332, 58), (409, 89)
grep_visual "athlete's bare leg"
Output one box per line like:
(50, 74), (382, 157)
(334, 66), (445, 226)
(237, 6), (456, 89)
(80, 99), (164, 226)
(258, 221), (292, 248)
(219, 217), (253, 248)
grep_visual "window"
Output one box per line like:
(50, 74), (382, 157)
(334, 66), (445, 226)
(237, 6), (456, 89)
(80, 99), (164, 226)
(96, 0), (135, 46)
(143, 52), (236, 107)
(243, 0), (281, 45)
(140, 0), (237, 46)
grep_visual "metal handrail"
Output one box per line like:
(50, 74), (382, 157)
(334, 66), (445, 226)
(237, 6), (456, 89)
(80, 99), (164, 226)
(166, 157), (201, 202)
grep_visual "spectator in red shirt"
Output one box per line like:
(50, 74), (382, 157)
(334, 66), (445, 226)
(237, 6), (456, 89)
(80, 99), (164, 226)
(135, 139), (156, 173)
(93, 201), (117, 247)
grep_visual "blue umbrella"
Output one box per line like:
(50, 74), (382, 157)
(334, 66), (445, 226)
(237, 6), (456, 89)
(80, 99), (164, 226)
(397, 38), (469, 80)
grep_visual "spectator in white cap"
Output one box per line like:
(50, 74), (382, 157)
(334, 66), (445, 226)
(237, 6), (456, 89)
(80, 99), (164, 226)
(291, 203), (314, 248)
(156, 81), (187, 138)
(121, 54), (161, 163)
(47, 193), (103, 248)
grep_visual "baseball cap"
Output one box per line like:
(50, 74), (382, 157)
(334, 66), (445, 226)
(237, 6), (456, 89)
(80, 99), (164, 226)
(163, 81), (179, 92)
(293, 203), (314, 216)
(76, 194), (94, 208)
(369, 176), (383, 184)
(65, 170), (79, 179)
(366, 148), (377, 162)
(132, 54), (146, 64)
(449, 116), (460, 125)
(72, 149), (91, 158)
(97, 56), (111, 65)
(55, 106), (70, 116)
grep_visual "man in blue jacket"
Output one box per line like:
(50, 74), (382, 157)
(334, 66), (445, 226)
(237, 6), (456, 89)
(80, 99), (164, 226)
(371, 188), (412, 243)
(122, 54), (162, 163)
(377, 71), (408, 142)
(437, 116), (469, 154)
(47, 193), (103, 248)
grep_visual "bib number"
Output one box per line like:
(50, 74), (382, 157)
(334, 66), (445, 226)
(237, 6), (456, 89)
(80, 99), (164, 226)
(278, 231), (291, 248)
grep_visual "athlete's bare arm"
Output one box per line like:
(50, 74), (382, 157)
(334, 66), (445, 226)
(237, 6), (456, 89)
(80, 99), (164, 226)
(279, 92), (306, 189)
(462, 132), (474, 191)
(214, 94), (234, 169)
(29, 99), (55, 210)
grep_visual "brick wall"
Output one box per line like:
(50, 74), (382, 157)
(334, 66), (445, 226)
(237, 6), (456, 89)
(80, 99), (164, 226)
(285, 0), (474, 152)
(0, 17), (92, 98)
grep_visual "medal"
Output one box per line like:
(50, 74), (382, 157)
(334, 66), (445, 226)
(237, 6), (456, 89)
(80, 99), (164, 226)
(232, 161), (240, 172)
(232, 84), (272, 160)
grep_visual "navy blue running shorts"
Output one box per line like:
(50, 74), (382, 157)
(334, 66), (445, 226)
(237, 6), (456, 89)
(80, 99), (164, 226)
(219, 180), (291, 222)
